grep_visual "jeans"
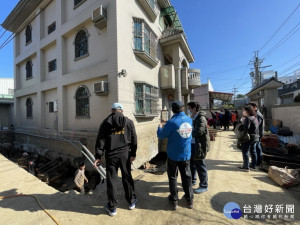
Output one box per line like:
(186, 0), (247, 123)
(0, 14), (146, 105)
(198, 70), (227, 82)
(241, 141), (257, 169)
(106, 151), (136, 210)
(256, 140), (263, 166)
(167, 157), (194, 203)
(190, 144), (208, 188)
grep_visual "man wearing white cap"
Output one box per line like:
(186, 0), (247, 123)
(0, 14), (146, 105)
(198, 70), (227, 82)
(94, 103), (137, 216)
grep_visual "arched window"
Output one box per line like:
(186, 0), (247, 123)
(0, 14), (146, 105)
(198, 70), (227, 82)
(25, 25), (32, 44)
(26, 60), (32, 79)
(76, 86), (90, 117)
(75, 30), (88, 58)
(26, 98), (33, 118)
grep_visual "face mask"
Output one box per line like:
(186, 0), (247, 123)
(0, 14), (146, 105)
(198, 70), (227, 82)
(187, 109), (193, 116)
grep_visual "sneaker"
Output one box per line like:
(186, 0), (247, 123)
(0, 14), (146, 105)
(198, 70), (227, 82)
(192, 181), (197, 186)
(187, 200), (193, 209)
(238, 166), (250, 172)
(105, 204), (117, 216)
(168, 195), (178, 210)
(194, 187), (208, 194)
(129, 198), (137, 210)
(249, 167), (256, 171)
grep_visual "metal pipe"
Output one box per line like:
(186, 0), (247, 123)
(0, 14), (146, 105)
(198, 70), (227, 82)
(14, 131), (106, 179)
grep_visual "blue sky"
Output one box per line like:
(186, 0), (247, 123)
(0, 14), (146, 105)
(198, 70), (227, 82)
(0, 0), (299, 95)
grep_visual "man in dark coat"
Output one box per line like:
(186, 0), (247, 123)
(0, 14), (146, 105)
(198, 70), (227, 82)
(187, 101), (210, 194)
(94, 103), (137, 216)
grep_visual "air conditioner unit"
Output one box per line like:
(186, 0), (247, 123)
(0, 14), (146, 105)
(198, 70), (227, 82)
(160, 65), (175, 90)
(53, 100), (58, 112)
(92, 5), (107, 30)
(93, 81), (108, 95)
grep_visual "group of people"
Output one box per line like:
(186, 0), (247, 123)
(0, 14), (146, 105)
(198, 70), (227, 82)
(209, 109), (239, 131)
(75, 101), (210, 216)
(237, 102), (263, 172)
(73, 100), (263, 217)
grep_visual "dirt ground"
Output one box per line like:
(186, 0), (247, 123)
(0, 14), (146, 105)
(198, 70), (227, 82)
(0, 131), (300, 225)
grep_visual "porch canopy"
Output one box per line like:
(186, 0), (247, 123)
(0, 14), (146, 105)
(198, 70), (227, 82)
(209, 91), (233, 101)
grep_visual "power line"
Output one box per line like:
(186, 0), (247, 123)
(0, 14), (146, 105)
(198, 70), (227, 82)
(279, 61), (300, 74)
(0, 0), (31, 40)
(274, 53), (300, 70)
(259, 3), (300, 52)
(262, 23), (300, 59)
(0, 0), (54, 49)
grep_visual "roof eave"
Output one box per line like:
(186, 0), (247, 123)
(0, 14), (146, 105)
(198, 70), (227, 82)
(1, 0), (43, 33)
(160, 33), (195, 63)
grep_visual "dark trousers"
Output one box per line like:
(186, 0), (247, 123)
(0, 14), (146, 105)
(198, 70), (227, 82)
(241, 141), (257, 169)
(106, 151), (136, 210)
(256, 140), (263, 166)
(167, 157), (194, 202)
(190, 144), (208, 188)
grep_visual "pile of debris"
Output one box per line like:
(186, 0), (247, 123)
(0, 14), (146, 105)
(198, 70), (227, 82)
(261, 119), (300, 188)
(0, 146), (100, 193)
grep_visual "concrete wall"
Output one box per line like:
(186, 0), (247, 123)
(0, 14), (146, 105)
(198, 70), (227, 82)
(18, 55), (38, 89)
(43, 88), (58, 130)
(264, 88), (279, 129)
(116, 0), (167, 166)
(193, 84), (209, 109)
(272, 103), (300, 135)
(43, 43), (57, 81)
(0, 105), (10, 127)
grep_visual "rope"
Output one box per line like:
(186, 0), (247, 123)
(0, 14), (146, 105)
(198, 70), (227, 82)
(0, 193), (61, 225)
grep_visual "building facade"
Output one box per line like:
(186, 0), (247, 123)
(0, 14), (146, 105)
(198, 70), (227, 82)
(2, 0), (200, 167)
(0, 78), (14, 128)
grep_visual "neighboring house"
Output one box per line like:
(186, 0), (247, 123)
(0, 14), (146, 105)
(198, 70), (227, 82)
(278, 69), (300, 85)
(2, 0), (200, 167)
(193, 79), (233, 109)
(0, 78), (14, 128)
(246, 77), (284, 129)
(278, 79), (300, 105)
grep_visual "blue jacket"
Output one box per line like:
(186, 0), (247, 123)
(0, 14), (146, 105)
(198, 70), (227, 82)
(157, 112), (193, 161)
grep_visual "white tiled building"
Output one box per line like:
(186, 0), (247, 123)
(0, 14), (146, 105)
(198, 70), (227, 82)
(2, 0), (200, 167)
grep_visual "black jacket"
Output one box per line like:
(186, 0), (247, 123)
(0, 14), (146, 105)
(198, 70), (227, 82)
(244, 116), (259, 142)
(192, 111), (210, 160)
(95, 112), (137, 159)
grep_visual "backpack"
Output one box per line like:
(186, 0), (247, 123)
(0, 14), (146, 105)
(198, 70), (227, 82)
(235, 124), (250, 143)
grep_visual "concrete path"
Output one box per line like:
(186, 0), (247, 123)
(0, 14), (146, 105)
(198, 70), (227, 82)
(0, 131), (299, 225)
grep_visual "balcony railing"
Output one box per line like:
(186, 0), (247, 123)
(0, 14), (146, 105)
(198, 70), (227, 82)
(188, 69), (201, 89)
(278, 80), (300, 96)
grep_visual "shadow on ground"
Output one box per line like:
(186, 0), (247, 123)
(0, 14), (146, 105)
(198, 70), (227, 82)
(0, 176), (174, 216)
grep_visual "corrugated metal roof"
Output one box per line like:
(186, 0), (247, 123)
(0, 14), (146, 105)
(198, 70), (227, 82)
(0, 78), (14, 95)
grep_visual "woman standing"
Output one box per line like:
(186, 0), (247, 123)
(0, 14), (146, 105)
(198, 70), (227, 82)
(238, 105), (259, 172)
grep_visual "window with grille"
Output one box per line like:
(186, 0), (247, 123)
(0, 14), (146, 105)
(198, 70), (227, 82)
(76, 86), (90, 117)
(133, 18), (157, 59)
(48, 22), (56, 34)
(75, 30), (88, 59)
(26, 60), (33, 79)
(48, 59), (57, 72)
(25, 25), (32, 44)
(134, 83), (158, 116)
(26, 98), (33, 118)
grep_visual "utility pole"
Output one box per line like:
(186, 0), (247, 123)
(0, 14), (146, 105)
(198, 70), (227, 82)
(249, 51), (271, 88)
(232, 86), (238, 106)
